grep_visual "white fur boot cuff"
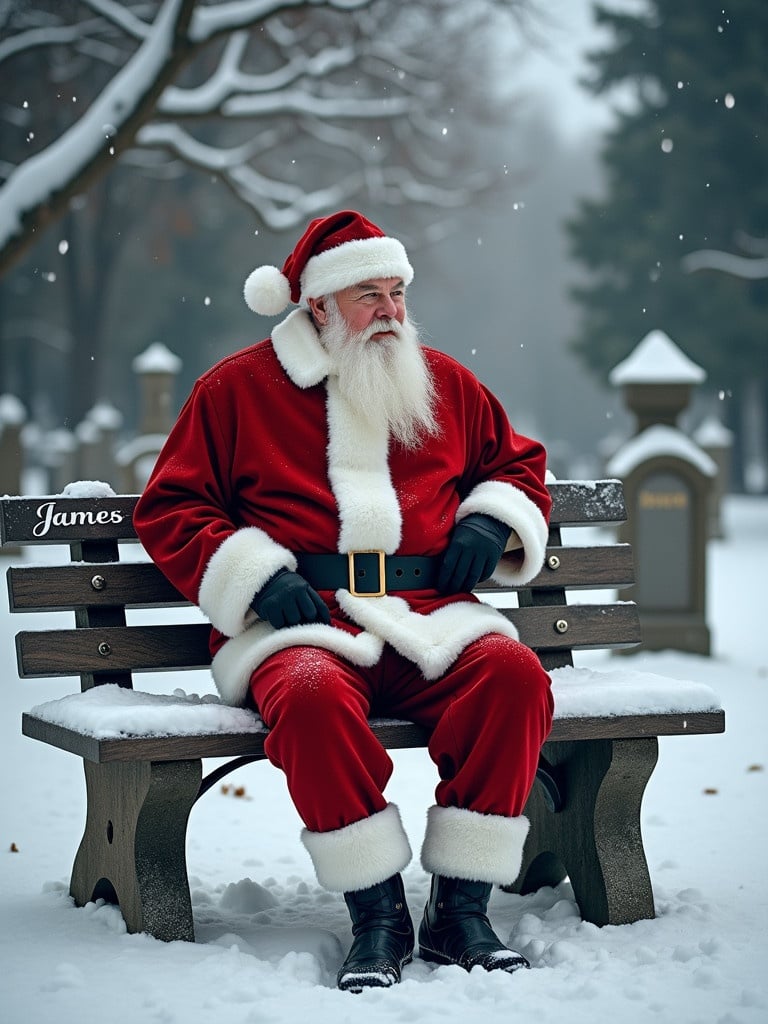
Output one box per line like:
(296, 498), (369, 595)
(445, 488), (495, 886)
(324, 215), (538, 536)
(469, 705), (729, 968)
(420, 805), (530, 887)
(301, 802), (412, 893)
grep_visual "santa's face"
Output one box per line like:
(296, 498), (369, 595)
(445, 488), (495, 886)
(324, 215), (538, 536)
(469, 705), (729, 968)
(312, 290), (438, 450)
(309, 277), (406, 340)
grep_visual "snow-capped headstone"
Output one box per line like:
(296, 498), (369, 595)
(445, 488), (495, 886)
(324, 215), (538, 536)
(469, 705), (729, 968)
(610, 330), (706, 434)
(693, 414), (735, 540)
(132, 343), (181, 436)
(117, 344), (182, 491)
(608, 332), (712, 656)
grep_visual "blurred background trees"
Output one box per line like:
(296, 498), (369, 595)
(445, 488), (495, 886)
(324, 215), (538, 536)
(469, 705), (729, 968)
(1, 0), (766, 490)
(0, 0), (536, 426)
(568, 0), (768, 489)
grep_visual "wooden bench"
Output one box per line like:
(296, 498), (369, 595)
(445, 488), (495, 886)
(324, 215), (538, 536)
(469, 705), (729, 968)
(0, 480), (724, 942)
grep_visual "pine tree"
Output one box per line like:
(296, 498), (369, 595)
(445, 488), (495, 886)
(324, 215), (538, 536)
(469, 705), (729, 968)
(568, 1), (768, 485)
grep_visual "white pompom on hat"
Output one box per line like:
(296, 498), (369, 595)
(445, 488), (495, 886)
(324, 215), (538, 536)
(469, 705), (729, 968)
(243, 265), (292, 317)
(243, 210), (414, 316)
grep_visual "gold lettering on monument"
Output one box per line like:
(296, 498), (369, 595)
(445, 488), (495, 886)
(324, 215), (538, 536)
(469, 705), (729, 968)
(639, 490), (689, 510)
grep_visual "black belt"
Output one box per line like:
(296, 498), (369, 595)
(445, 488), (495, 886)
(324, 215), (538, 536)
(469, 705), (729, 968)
(296, 552), (440, 597)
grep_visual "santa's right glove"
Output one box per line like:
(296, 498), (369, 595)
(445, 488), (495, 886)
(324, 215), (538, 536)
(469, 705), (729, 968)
(251, 568), (331, 629)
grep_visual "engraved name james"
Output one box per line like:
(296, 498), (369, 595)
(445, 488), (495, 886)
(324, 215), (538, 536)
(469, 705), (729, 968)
(32, 501), (125, 538)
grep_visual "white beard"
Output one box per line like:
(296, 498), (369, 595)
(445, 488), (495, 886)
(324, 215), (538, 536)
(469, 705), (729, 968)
(320, 298), (439, 450)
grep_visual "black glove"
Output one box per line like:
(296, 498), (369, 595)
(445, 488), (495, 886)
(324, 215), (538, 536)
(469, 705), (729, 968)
(437, 513), (511, 594)
(251, 568), (331, 629)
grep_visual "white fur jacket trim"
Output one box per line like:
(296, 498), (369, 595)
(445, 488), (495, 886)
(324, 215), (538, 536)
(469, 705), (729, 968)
(456, 479), (549, 587)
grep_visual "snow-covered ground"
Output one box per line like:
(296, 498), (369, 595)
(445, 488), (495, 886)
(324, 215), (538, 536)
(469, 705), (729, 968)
(1, 494), (765, 1024)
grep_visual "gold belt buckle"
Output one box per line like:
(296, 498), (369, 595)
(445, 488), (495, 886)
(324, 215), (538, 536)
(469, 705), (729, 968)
(348, 550), (386, 597)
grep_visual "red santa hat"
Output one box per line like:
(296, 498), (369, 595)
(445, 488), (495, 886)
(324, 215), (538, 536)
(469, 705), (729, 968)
(243, 209), (414, 316)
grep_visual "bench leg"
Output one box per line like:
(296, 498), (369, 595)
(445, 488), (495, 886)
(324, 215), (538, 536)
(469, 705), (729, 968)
(513, 737), (658, 926)
(70, 759), (202, 942)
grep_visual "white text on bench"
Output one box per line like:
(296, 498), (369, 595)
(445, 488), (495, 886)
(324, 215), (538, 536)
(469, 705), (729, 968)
(32, 501), (125, 537)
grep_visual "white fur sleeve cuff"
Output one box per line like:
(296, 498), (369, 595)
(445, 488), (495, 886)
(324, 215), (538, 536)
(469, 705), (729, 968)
(198, 527), (297, 638)
(456, 479), (548, 586)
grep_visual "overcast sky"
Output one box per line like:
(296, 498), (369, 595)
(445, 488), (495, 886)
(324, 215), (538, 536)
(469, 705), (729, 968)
(517, 0), (641, 140)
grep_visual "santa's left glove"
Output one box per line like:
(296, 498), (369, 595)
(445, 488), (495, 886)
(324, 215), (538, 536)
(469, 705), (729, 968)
(437, 513), (511, 594)
(251, 568), (332, 629)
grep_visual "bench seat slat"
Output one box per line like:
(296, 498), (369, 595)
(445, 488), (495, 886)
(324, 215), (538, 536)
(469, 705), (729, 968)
(21, 708), (724, 765)
(7, 544), (634, 613)
(14, 604), (641, 677)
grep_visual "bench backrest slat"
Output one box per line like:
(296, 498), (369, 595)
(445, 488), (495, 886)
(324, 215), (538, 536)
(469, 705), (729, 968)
(6, 543), (633, 614)
(13, 602), (640, 679)
(2, 480), (640, 689)
(547, 478), (626, 525)
(0, 480), (627, 547)
(516, 543), (633, 591)
(0, 496), (139, 545)
(15, 623), (213, 677)
(7, 562), (185, 611)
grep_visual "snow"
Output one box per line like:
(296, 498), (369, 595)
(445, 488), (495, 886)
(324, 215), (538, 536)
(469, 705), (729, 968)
(115, 433), (170, 467)
(2, 494), (766, 1023)
(60, 480), (116, 498)
(28, 666), (721, 740)
(189, 0), (372, 46)
(694, 415), (734, 450)
(681, 248), (768, 280)
(609, 330), (707, 386)
(28, 685), (267, 740)
(85, 402), (124, 431)
(131, 342), (182, 375)
(0, 393), (27, 426)
(74, 419), (100, 444)
(606, 424), (718, 478)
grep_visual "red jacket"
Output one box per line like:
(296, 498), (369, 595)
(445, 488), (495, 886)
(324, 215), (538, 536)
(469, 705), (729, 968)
(134, 309), (551, 705)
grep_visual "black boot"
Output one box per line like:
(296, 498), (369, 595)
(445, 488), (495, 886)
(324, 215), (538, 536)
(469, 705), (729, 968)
(418, 874), (530, 974)
(337, 874), (415, 992)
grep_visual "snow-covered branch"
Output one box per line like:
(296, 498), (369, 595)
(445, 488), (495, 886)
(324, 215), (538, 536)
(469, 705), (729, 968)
(158, 37), (374, 117)
(0, 0), (197, 273)
(136, 122), (288, 178)
(682, 239), (768, 281)
(0, 24), (95, 63)
(79, 0), (152, 40)
(0, 0), (527, 276)
(189, 0), (373, 44)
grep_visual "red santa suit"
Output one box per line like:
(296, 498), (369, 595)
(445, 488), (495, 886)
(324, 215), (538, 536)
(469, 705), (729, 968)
(134, 205), (552, 888)
(134, 217), (553, 895)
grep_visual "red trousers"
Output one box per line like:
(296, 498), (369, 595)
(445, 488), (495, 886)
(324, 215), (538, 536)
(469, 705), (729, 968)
(249, 633), (553, 834)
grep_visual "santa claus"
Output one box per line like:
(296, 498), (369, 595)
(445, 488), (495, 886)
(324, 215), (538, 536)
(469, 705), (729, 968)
(134, 210), (554, 992)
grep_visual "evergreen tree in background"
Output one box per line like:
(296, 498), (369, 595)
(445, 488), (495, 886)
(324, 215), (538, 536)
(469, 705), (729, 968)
(568, 1), (768, 488)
